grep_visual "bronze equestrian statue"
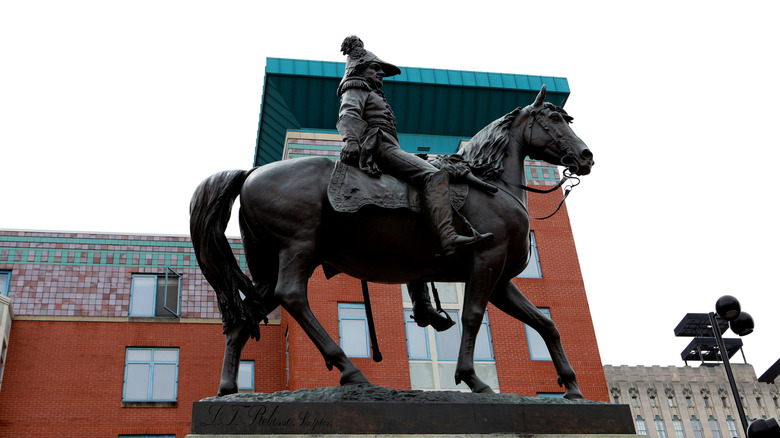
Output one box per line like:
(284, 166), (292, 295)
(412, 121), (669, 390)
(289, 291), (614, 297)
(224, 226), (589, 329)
(189, 36), (594, 399)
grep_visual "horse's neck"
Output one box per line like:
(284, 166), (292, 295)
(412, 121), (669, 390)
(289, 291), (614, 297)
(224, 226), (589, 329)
(499, 125), (528, 204)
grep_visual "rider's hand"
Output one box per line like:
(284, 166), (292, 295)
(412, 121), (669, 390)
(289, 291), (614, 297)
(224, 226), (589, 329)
(341, 142), (359, 165)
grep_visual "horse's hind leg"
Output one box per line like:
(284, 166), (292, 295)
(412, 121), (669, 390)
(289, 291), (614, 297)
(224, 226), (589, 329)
(489, 281), (583, 399)
(218, 325), (250, 396)
(274, 247), (370, 386)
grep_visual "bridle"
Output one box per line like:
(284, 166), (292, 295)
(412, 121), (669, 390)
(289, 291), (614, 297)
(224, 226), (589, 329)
(500, 107), (581, 220)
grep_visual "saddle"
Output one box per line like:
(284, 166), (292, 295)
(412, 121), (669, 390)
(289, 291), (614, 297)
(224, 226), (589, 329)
(327, 161), (468, 214)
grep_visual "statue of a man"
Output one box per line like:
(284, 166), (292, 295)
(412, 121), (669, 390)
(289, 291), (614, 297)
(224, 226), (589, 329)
(336, 36), (491, 258)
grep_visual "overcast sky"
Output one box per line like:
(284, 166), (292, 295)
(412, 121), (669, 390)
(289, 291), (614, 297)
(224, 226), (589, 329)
(2, 1), (779, 376)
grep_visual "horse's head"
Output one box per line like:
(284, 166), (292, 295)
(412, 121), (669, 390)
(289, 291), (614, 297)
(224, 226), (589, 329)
(519, 85), (594, 175)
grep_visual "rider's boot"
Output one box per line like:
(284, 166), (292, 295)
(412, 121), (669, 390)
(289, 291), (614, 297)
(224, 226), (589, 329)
(408, 283), (456, 332)
(423, 170), (492, 258)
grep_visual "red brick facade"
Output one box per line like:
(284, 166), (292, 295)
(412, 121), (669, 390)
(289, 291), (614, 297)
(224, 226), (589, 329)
(0, 188), (607, 437)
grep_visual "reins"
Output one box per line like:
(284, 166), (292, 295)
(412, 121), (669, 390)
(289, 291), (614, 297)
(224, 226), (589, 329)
(498, 108), (581, 220)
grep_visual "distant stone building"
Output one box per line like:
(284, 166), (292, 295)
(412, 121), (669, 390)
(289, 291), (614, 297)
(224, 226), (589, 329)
(605, 364), (780, 438)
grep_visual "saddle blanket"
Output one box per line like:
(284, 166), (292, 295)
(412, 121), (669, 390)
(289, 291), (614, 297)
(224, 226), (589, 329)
(327, 161), (467, 214)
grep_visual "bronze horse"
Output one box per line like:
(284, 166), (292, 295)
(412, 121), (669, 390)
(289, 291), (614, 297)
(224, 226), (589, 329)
(190, 86), (594, 398)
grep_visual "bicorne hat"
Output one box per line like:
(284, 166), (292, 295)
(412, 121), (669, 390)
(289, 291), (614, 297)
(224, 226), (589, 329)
(340, 36), (401, 78)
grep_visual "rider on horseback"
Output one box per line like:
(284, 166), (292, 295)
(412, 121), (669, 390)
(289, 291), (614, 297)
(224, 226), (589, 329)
(336, 36), (492, 330)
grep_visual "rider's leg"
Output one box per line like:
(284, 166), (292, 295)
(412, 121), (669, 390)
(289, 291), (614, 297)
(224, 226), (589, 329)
(407, 281), (455, 332)
(423, 170), (492, 257)
(375, 141), (491, 256)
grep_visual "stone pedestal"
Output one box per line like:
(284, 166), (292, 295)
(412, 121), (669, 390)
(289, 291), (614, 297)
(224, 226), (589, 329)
(189, 386), (636, 436)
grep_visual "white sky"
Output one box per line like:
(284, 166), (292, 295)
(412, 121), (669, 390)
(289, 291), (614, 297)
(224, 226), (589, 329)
(2, 1), (779, 376)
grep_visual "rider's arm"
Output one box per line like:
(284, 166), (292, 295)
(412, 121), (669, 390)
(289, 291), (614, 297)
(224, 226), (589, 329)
(337, 88), (369, 165)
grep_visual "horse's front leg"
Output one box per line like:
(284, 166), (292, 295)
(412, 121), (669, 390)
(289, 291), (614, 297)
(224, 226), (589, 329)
(489, 281), (583, 400)
(455, 266), (496, 394)
(218, 325), (250, 396)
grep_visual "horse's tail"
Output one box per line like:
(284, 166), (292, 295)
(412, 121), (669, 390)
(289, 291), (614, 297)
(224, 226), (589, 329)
(189, 168), (262, 340)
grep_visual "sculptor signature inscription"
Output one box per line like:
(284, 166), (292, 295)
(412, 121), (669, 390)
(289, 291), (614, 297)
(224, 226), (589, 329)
(199, 403), (332, 432)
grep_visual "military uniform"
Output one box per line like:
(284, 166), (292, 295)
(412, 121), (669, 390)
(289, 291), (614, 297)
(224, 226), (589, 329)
(337, 76), (444, 187)
(336, 36), (490, 260)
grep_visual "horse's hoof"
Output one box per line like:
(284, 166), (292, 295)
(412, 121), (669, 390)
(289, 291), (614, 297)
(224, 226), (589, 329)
(217, 383), (238, 397)
(472, 383), (495, 394)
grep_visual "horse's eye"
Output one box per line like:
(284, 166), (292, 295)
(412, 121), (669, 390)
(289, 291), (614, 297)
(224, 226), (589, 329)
(549, 112), (563, 122)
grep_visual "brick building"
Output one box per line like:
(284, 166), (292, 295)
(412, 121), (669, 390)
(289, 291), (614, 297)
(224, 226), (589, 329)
(0, 59), (608, 437)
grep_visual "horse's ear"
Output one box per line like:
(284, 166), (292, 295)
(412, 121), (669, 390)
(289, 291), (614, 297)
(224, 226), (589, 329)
(533, 84), (547, 106)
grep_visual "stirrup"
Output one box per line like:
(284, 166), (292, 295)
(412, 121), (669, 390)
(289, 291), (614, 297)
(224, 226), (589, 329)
(442, 232), (493, 257)
(411, 304), (456, 332)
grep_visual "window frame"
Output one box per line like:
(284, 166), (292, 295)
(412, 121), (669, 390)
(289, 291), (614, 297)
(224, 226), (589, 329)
(636, 415), (648, 436)
(122, 347), (179, 402)
(673, 416), (686, 438)
(402, 283), (498, 391)
(516, 231), (542, 278)
(119, 435), (175, 438)
(726, 416), (739, 438)
(0, 271), (10, 296)
(709, 415), (722, 438)
(691, 416), (704, 438)
(338, 303), (371, 358)
(238, 360), (255, 391)
(525, 307), (552, 361)
(655, 415), (668, 438)
(129, 270), (181, 318)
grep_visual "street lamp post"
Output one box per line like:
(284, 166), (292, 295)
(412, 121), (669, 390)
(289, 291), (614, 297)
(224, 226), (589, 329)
(709, 295), (754, 437)
(708, 310), (749, 434)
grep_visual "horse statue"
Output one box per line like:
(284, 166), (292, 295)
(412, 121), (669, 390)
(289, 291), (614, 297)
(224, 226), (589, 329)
(189, 85), (594, 399)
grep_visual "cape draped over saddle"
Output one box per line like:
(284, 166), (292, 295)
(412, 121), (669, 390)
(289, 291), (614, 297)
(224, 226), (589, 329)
(327, 160), (468, 214)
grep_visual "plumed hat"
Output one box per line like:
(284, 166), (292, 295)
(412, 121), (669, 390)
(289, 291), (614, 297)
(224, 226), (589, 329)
(340, 36), (401, 78)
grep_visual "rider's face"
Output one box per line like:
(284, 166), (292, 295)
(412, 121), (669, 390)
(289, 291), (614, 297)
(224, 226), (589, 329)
(362, 62), (384, 89)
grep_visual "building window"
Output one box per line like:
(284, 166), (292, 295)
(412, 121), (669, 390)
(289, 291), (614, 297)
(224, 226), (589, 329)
(632, 396), (638, 407)
(537, 392), (565, 398)
(668, 397), (675, 407)
(404, 309), (497, 390)
(756, 397), (762, 408)
(614, 395), (620, 404)
(119, 435), (175, 438)
(655, 415), (668, 438)
(774, 397), (779, 409)
(726, 416), (739, 438)
(122, 348), (179, 402)
(636, 416), (648, 436)
(402, 283), (498, 391)
(650, 396), (657, 407)
(525, 308), (552, 361)
(691, 416), (704, 438)
(338, 303), (370, 358)
(238, 360), (254, 391)
(0, 271), (10, 296)
(722, 397), (728, 407)
(673, 416), (686, 438)
(516, 232), (541, 278)
(129, 270), (181, 317)
(686, 397), (693, 407)
(119, 436), (175, 438)
(709, 415), (722, 438)
(704, 397), (710, 408)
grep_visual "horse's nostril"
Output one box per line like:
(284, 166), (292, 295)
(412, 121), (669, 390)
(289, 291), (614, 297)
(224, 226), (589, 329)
(581, 149), (593, 160)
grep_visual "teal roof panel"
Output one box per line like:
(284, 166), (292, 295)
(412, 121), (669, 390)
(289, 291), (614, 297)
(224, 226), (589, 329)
(255, 58), (571, 166)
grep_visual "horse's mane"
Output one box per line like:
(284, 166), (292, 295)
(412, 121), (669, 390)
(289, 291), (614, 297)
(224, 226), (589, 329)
(459, 107), (521, 181)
